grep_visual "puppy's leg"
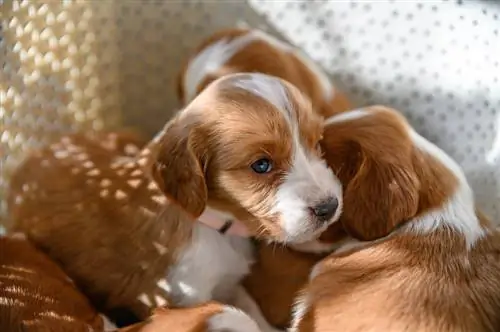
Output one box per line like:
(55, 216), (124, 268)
(231, 286), (283, 332)
(207, 305), (262, 332)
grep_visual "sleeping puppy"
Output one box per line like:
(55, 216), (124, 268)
(177, 28), (351, 118)
(0, 234), (111, 332)
(8, 73), (343, 331)
(291, 106), (500, 332)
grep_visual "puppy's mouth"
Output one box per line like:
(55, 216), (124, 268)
(275, 197), (343, 245)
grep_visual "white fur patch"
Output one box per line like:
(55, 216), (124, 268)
(184, 28), (334, 104)
(324, 108), (371, 125)
(290, 293), (311, 332)
(226, 72), (292, 117)
(207, 306), (261, 332)
(167, 223), (253, 307)
(99, 314), (117, 332)
(252, 29), (334, 101)
(184, 32), (258, 102)
(230, 286), (282, 332)
(405, 129), (485, 247)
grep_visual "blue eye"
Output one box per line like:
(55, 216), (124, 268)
(251, 158), (273, 174)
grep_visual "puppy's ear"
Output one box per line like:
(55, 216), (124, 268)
(340, 151), (419, 241)
(321, 108), (420, 241)
(152, 117), (207, 218)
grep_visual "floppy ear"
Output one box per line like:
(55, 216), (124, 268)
(340, 153), (420, 241)
(321, 113), (420, 241)
(152, 120), (207, 218)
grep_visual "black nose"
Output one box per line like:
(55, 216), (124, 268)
(310, 197), (338, 222)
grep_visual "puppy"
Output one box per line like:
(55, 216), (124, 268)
(177, 28), (351, 118)
(290, 106), (500, 332)
(0, 234), (110, 332)
(8, 73), (343, 331)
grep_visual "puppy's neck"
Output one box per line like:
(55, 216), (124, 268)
(402, 129), (487, 249)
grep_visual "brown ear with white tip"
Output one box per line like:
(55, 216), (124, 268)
(151, 116), (207, 219)
(321, 107), (420, 241)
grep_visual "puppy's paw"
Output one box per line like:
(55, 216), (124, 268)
(207, 306), (261, 332)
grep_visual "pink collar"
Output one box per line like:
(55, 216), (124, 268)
(198, 208), (249, 237)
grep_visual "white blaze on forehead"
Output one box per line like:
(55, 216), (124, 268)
(224, 73), (293, 120)
(251, 29), (334, 101)
(324, 108), (372, 125)
(184, 31), (258, 102)
(184, 28), (334, 103)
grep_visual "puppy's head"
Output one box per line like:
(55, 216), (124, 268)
(154, 73), (342, 244)
(177, 28), (352, 117)
(321, 106), (422, 241)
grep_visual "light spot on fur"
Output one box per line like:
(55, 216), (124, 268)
(71, 168), (80, 175)
(14, 195), (23, 205)
(0, 297), (25, 307)
(86, 179), (95, 185)
(127, 179), (142, 188)
(76, 153), (88, 161)
(41, 160), (50, 167)
(22, 184), (30, 192)
(87, 169), (101, 176)
(117, 169), (127, 176)
(83, 161), (94, 168)
(140, 262), (149, 270)
(152, 195), (168, 205)
(115, 190), (127, 200)
(157, 279), (171, 293)
(137, 293), (152, 307)
(39, 310), (75, 322)
(137, 157), (148, 167)
(54, 150), (69, 159)
(140, 149), (151, 157)
(75, 203), (84, 211)
(148, 182), (158, 191)
(1, 265), (34, 274)
(153, 242), (168, 255)
(131, 169), (142, 177)
(125, 144), (139, 155)
(100, 189), (109, 198)
(140, 206), (156, 218)
(100, 179), (112, 187)
(154, 295), (168, 307)
(125, 162), (135, 169)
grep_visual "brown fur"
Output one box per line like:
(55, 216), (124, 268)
(294, 106), (500, 331)
(8, 130), (184, 318)
(0, 236), (104, 332)
(243, 244), (325, 329)
(177, 28), (351, 118)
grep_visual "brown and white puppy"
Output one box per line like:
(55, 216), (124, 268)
(290, 106), (500, 332)
(0, 234), (112, 332)
(177, 28), (352, 118)
(8, 73), (343, 331)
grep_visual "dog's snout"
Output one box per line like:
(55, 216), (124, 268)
(310, 197), (338, 222)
